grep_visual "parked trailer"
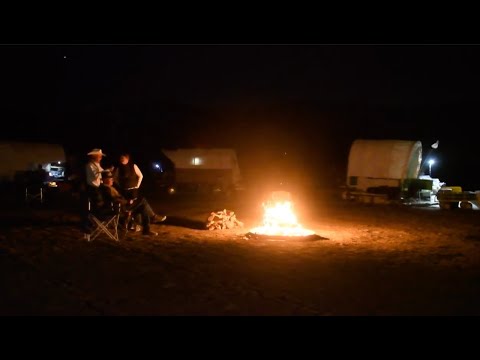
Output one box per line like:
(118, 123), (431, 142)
(437, 187), (480, 210)
(344, 139), (426, 203)
(162, 148), (242, 193)
(0, 141), (66, 183)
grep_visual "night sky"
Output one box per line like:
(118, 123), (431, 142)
(1, 45), (480, 189)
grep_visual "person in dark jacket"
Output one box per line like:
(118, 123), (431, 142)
(113, 153), (143, 200)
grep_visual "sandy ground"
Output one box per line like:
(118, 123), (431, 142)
(1, 190), (480, 315)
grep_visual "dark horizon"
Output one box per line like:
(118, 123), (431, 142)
(1, 45), (479, 189)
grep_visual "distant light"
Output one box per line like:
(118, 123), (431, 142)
(428, 159), (435, 166)
(153, 163), (163, 172)
(192, 157), (202, 166)
(63, 56), (67, 59)
(58, 161), (61, 164)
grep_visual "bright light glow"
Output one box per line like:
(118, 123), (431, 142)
(192, 157), (202, 166)
(155, 164), (160, 169)
(58, 161), (61, 164)
(428, 159), (435, 166)
(250, 201), (315, 237)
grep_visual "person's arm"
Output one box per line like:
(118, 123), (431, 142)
(134, 164), (143, 188)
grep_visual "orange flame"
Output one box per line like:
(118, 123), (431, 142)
(250, 201), (315, 236)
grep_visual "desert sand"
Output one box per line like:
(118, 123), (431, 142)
(1, 190), (480, 315)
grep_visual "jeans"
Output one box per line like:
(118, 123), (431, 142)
(127, 197), (155, 233)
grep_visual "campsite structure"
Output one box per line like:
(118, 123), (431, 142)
(162, 148), (242, 193)
(343, 139), (431, 203)
(0, 141), (66, 183)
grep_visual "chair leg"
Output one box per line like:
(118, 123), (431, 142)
(92, 219), (115, 241)
(87, 214), (121, 242)
(113, 216), (119, 241)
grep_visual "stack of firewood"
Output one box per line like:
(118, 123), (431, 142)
(206, 209), (244, 230)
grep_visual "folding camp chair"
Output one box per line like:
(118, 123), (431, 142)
(25, 184), (44, 204)
(83, 198), (129, 242)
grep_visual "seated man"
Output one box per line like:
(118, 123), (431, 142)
(99, 170), (161, 237)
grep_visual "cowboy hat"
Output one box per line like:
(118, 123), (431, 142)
(87, 148), (106, 156)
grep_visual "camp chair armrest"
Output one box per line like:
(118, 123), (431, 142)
(110, 201), (122, 214)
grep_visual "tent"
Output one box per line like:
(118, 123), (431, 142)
(347, 139), (422, 192)
(162, 148), (242, 190)
(0, 141), (66, 182)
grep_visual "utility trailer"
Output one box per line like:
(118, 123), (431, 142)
(437, 187), (480, 210)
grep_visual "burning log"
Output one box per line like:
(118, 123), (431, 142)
(206, 209), (244, 231)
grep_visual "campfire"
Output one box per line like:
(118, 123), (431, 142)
(250, 200), (315, 236)
(247, 191), (324, 241)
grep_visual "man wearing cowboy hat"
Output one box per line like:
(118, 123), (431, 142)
(86, 148), (107, 188)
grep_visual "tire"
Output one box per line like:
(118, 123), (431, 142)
(460, 201), (473, 210)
